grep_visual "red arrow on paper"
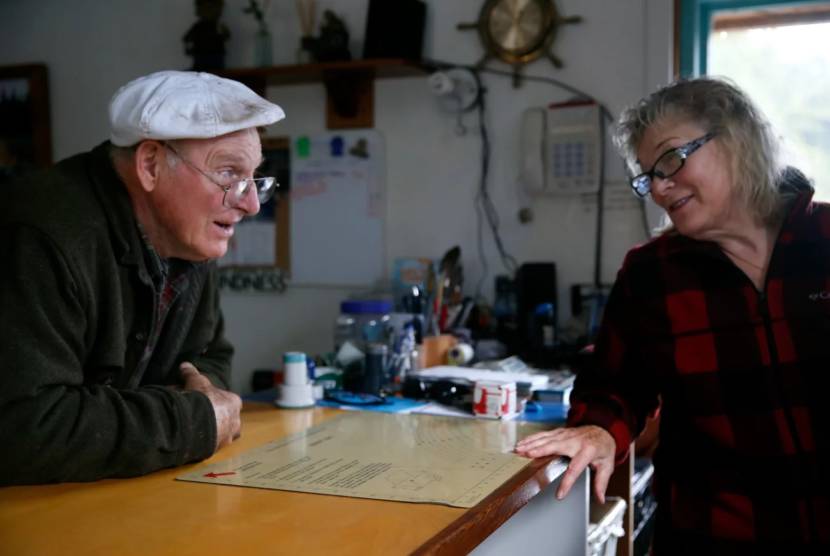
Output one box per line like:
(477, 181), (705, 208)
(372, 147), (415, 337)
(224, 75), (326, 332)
(203, 471), (236, 478)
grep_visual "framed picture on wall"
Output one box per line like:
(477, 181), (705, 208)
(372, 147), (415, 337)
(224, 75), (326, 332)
(258, 136), (291, 273)
(0, 64), (51, 185)
(217, 136), (292, 293)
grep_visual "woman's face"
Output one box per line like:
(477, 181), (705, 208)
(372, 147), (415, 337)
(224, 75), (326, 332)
(637, 118), (741, 241)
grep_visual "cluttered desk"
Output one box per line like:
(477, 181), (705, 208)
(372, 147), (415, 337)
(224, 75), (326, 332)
(0, 294), (619, 556)
(0, 402), (587, 556)
(2, 262), (588, 555)
(226, 250), (628, 556)
(0, 253), (617, 556)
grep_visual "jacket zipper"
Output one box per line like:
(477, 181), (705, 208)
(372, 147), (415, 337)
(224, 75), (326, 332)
(756, 289), (817, 543)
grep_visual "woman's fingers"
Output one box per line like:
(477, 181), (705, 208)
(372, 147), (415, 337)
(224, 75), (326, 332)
(556, 448), (593, 499)
(515, 431), (565, 457)
(591, 457), (614, 504)
(515, 427), (587, 457)
(515, 425), (618, 502)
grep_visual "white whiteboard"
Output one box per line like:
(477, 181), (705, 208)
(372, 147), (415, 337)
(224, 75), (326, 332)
(290, 130), (386, 286)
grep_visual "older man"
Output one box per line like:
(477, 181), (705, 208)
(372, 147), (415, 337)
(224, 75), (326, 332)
(0, 71), (285, 485)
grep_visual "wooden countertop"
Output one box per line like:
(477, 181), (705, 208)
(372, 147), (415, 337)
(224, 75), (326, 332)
(0, 403), (563, 556)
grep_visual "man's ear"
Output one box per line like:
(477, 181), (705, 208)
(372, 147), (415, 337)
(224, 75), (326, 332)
(134, 141), (165, 193)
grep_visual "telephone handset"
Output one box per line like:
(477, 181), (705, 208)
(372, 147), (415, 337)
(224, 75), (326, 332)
(520, 100), (601, 196)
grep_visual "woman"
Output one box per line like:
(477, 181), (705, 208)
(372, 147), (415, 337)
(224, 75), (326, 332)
(515, 77), (829, 553)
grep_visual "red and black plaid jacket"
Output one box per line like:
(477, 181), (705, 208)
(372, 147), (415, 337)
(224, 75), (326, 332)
(568, 170), (830, 553)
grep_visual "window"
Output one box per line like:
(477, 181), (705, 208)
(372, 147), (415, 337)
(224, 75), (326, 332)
(679, 0), (830, 198)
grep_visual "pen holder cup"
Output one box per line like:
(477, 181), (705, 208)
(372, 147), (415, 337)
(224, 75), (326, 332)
(342, 344), (388, 395)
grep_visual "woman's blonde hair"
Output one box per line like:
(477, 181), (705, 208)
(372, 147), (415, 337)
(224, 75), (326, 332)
(614, 77), (788, 225)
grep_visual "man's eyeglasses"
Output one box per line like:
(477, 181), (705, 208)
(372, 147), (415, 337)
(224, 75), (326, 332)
(162, 142), (278, 208)
(630, 132), (717, 198)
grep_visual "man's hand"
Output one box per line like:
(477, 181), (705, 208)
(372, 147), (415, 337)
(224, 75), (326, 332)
(180, 362), (242, 452)
(514, 425), (616, 502)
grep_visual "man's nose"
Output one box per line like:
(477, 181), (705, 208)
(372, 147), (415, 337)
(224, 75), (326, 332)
(237, 185), (260, 216)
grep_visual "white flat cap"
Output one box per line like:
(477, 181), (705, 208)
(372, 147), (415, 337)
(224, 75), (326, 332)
(109, 70), (285, 147)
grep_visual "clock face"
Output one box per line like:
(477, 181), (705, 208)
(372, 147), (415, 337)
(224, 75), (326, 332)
(456, 0), (581, 85)
(487, 0), (546, 54)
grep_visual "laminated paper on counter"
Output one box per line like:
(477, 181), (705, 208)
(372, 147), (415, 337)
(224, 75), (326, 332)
(177, 412), (554, 508)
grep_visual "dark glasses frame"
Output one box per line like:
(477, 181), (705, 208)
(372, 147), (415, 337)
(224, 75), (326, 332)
(630, 132), (717, 198)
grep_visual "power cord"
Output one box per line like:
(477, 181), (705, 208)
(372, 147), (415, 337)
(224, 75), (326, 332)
(422, 59), (640, 293)
(472, 68), (519, 296)
(422, 58), (518, 297)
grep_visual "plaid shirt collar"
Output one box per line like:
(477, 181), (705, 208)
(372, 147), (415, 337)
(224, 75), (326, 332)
(655, 167), (816, 260)
(134, 222), (199, 291)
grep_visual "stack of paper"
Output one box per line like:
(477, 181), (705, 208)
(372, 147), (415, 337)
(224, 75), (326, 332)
(414, 365), (549, 390)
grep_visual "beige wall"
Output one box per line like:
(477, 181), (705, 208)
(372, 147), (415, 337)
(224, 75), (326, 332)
(0, 0), (674, 394)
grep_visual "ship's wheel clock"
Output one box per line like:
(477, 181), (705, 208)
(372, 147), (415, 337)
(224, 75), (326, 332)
(457, 0), (581, 87)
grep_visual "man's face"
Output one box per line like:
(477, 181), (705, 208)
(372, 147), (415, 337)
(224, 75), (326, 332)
(150, 129), (262, 261)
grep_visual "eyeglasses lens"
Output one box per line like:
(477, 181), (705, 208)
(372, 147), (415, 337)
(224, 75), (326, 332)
(655, 151), (684, 179)
(631, 174), (651, 197)
(256, 178), (276, 203)
(227, 178), (276, 206)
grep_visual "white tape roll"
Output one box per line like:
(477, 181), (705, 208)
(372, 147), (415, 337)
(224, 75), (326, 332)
(275, 383), (315, 408)
(448, 343), (474, 365)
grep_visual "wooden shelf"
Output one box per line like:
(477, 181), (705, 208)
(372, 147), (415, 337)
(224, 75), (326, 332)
(218, 59), (428, 128)
(218, 58), (427, 86)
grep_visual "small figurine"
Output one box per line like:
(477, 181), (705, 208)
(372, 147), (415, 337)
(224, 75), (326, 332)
(349, 138), (369, 159)
(304, 9), (352, 62)
(183, 0), (230, 71)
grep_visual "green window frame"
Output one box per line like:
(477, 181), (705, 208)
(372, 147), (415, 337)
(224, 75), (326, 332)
(679, 0), (829, 76)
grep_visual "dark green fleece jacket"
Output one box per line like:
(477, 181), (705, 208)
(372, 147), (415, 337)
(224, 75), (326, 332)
(0, 142), (233, 485)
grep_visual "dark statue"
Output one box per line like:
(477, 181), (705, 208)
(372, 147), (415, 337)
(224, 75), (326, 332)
(302, 10), (352, 62)
(183, 0), (230, 71)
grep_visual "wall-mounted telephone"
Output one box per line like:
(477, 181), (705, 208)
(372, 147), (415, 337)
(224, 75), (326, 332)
(520, 100), (601, 196)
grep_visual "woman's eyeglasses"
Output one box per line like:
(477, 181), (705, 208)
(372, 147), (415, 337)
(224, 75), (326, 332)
(630, 132), (717, 198)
